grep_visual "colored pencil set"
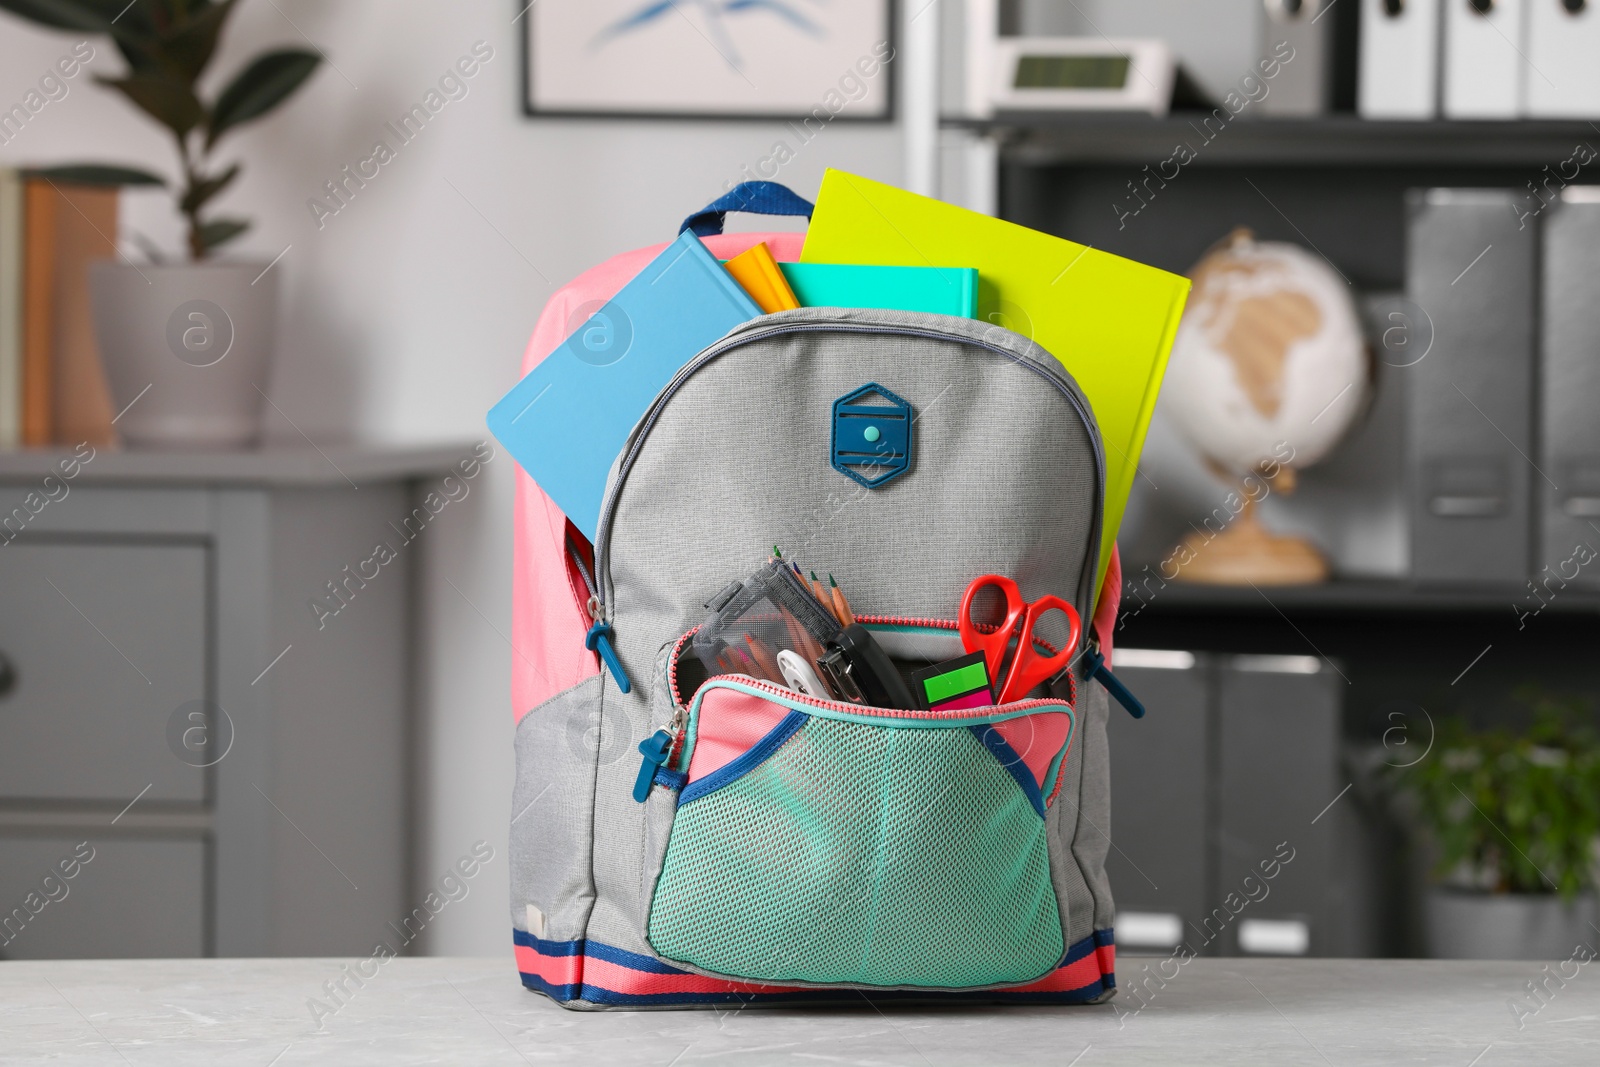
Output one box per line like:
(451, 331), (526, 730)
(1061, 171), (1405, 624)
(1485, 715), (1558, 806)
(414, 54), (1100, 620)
(771, 546), (854, 627)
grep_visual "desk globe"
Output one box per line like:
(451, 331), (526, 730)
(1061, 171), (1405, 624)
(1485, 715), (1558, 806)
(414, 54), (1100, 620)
(1161, 229), (1370, 584)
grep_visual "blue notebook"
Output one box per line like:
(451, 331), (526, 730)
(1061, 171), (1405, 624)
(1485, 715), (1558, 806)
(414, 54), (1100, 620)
(488, 232), (761, 540)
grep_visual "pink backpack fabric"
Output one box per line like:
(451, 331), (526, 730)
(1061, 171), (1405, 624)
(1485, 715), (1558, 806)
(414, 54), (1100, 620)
(512, 232), (801, 723)
(508, 234), (1124, 725)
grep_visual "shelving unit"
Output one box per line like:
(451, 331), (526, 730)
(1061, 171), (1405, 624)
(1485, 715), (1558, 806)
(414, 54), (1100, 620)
(1115, 573), (1600, 754)
(961, 114), (1600, 732)
(1106, 571), (1598, 959)
(966, 114), (1589, 292)
(953, 115), (1600, 167)
(1120, 577), (1600, 615)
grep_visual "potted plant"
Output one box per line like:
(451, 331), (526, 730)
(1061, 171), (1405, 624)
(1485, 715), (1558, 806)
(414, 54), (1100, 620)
(1, 0), (320, 447)
(1392, 690), (1600, 959)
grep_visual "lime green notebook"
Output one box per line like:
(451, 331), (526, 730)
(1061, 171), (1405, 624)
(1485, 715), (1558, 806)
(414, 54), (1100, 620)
(801, 169), (1191, 600)
(779, 262), (978, 318)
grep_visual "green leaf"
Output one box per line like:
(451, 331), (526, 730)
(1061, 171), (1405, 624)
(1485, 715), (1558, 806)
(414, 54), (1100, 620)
(0, 0), (114, 32)
(0, 0), (163, 53)
(111, 0), (159, 30)
(0, 0), (162, 67)
(105, 3), (165, 72)
(1394, 699), (1600, 900)
(152, 0), (236, 82)
(179, 162), (238, 213)
(154, 0), (225, 33)
(164, 0), (219, 22)
(96, 73), (205, 136)
(207, 48), (320, 148)
(85, 0), (159, 25)
(27, 163), (166, 186)
(196, 216), (248, 253)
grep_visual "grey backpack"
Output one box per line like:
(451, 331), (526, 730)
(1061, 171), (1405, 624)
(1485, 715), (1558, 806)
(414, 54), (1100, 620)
(510, 255), (1137, 1010)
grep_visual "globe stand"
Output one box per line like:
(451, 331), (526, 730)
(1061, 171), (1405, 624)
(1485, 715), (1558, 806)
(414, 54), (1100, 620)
(1170, 468), (1330, 586)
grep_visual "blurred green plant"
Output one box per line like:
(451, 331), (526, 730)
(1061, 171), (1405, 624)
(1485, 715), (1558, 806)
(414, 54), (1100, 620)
(1395, 689), (1600, 899)
(0, 0), (321, 259)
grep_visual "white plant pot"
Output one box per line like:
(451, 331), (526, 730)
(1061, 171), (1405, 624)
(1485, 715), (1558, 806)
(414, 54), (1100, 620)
(1425, 888), (1599, 959)
(88, 262), (278, 449)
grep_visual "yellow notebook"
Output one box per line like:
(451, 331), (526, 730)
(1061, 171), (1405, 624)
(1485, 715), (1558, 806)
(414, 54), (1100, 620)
(724, 242), (800, 313)
(801, 169), (1191, 598)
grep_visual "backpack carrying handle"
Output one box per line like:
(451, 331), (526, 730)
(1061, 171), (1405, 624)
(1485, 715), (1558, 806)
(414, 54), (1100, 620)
(679, 181), (814, 237)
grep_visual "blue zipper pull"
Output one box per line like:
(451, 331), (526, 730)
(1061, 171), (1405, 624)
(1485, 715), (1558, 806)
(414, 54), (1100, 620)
(633, 729), (673, 802)
(585, 621), (631, 693)
(1083, 645), (1145, 719)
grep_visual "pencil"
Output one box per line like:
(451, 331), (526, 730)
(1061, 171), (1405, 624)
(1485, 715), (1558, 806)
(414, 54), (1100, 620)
(777, 605), (805, 649)
(809, 570), (840, 623)
(800, 625), (827, 666)
(777, 601), (826, 665)
(829, 574), (855, 626)
(797, 563), (834, 624)
(744, 634), (781, 681)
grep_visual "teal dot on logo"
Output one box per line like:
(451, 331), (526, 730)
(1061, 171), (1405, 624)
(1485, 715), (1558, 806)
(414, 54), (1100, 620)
(863, 425), (881, 443)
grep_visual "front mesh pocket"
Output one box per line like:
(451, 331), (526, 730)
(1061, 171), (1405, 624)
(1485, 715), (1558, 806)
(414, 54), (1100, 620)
(646, 707), (1066, 988)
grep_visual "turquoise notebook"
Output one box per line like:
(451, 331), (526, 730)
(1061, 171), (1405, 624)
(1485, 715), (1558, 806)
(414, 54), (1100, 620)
(779, 262), (978, 318)
(488, 232), (761, 540)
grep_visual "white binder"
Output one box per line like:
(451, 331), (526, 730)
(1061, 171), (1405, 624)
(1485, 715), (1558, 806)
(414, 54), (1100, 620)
(958, 0), (998, 120)
(1443, 0), (1526, 118)
(1526, 0), (1600, 117)
(1359, 0), (1441, 119)
(1258, 0), (1335, 116)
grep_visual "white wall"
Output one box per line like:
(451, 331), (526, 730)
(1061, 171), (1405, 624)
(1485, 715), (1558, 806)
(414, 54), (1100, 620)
(1, 0), (903, 955)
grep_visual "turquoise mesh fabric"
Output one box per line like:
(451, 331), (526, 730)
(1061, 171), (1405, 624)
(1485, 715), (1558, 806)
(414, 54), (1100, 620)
(647, 713), (1064, 988)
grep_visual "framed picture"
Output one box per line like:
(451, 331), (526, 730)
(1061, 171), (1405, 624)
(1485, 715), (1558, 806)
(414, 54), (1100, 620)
(521, 0), (896, 121)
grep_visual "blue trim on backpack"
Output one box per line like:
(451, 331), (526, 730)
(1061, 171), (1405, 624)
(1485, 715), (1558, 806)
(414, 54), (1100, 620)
(523, 976), (1115, 1007)
(679, 181), (814, 237)
(678, 709), (807, 805)
(514, 928), (690, 973)
(1068, 927), (1115, 966)
(653, 766), (687, 791)
(512, 928), (580, 956)
(514, 928), (1116, 1006)
(969, 723), (1046, 817)
(519, 973), (582, 1002)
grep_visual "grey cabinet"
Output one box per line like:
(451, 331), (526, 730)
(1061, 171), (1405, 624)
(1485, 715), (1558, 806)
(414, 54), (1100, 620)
(1104, 651), (1210, 951)
(0, 838), (205, 958)
(0, 544), (207, 803)
(1106, 649), (1348, 959)
(1215, 656), (1344, 958)
(0, 446), (471, 959)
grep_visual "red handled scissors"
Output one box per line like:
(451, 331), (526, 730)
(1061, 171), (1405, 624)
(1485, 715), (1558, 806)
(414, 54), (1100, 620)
(958, 575), (1081, 705)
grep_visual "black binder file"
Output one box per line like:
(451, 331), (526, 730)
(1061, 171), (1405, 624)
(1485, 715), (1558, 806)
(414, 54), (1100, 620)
(1539, 190), (1600, 585)
(1405, 188), (1537, 585)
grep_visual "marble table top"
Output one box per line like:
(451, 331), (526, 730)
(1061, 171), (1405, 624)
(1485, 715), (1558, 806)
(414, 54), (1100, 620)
(2, 957), (1596, 1065)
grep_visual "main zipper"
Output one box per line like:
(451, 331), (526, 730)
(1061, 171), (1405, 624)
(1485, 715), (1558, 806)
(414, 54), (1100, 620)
(567, 531), (628, 692)
(592, 320), (1106, 620)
